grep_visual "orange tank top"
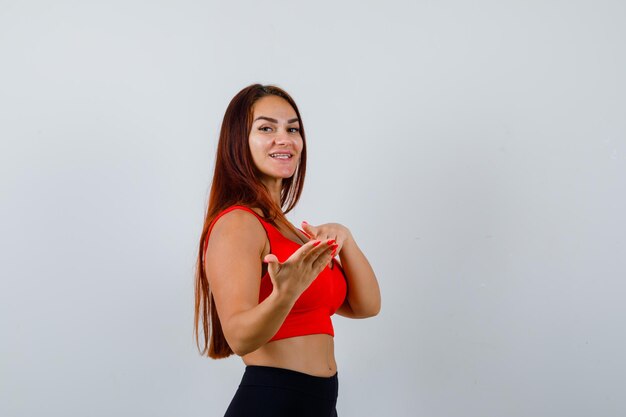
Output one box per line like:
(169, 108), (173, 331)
(205, 205), (348, 341)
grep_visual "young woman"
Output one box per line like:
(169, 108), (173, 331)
(194, 84), (381, 417)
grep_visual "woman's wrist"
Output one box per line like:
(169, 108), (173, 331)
(268, 285), (298, 310)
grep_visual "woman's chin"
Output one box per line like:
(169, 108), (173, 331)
(271, 168), (297, 179)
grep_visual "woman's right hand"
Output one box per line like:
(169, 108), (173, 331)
(263, 239), (338, 301)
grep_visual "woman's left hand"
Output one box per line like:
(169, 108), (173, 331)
(301, 221), (353, 256)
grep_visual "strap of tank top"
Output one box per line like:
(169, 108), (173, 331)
(204, 205), (270, 253)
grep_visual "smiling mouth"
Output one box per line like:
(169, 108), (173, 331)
(269, 153), (293, 159)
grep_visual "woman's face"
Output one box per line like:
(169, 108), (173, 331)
(248, 95), (303, 186)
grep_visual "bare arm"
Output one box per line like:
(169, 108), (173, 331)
(205, 210), (337, 356)
(335, 235), (381, 318)
(301, 222), (381, 318)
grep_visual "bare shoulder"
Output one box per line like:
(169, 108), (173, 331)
(204, 208), (270, 325)
(206, 208), (267, 257)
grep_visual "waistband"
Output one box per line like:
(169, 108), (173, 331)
(240, 365), (338, 400)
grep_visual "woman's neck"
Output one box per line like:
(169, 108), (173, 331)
(261, 177), (282, 207)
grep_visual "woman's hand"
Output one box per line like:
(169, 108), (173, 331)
(301, 221), (353, 256)
(263, 238), (338, 301)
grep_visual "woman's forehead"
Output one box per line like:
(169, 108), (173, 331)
(252, 96), (298, 122)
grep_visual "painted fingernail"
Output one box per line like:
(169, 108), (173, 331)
(327, 239), (336, 245)
(331, 248), (337, 256)
(313, 240), (321, 247)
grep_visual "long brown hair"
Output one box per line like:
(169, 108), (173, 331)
(194, 84), (307, 358)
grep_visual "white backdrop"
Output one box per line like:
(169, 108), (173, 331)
(1, 1), (625, 416)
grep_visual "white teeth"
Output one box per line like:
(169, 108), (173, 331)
(270, 153), (291, 159)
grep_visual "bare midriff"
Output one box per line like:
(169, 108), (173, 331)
(242, 334), (337, 377)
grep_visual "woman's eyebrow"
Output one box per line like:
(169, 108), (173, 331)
(254, 116), (300, 124)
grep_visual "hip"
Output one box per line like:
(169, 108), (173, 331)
(224, 365), (339, 417)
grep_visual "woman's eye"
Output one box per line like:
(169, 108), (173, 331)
(258, 126), (299, 133)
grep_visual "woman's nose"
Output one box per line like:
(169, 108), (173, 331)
(274, 129), (292, 144)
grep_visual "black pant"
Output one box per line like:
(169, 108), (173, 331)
(224, 365), (339, 417)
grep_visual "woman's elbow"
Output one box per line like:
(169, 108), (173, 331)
(364, 303), (381, 318)
(230, 344), (251, 357)
(352, 300), (381, 318)
(226, 336), (245, 356)
(227, 336), (258, 357)
(365, 293), (382, 317)
(222, 323), (257, 356)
